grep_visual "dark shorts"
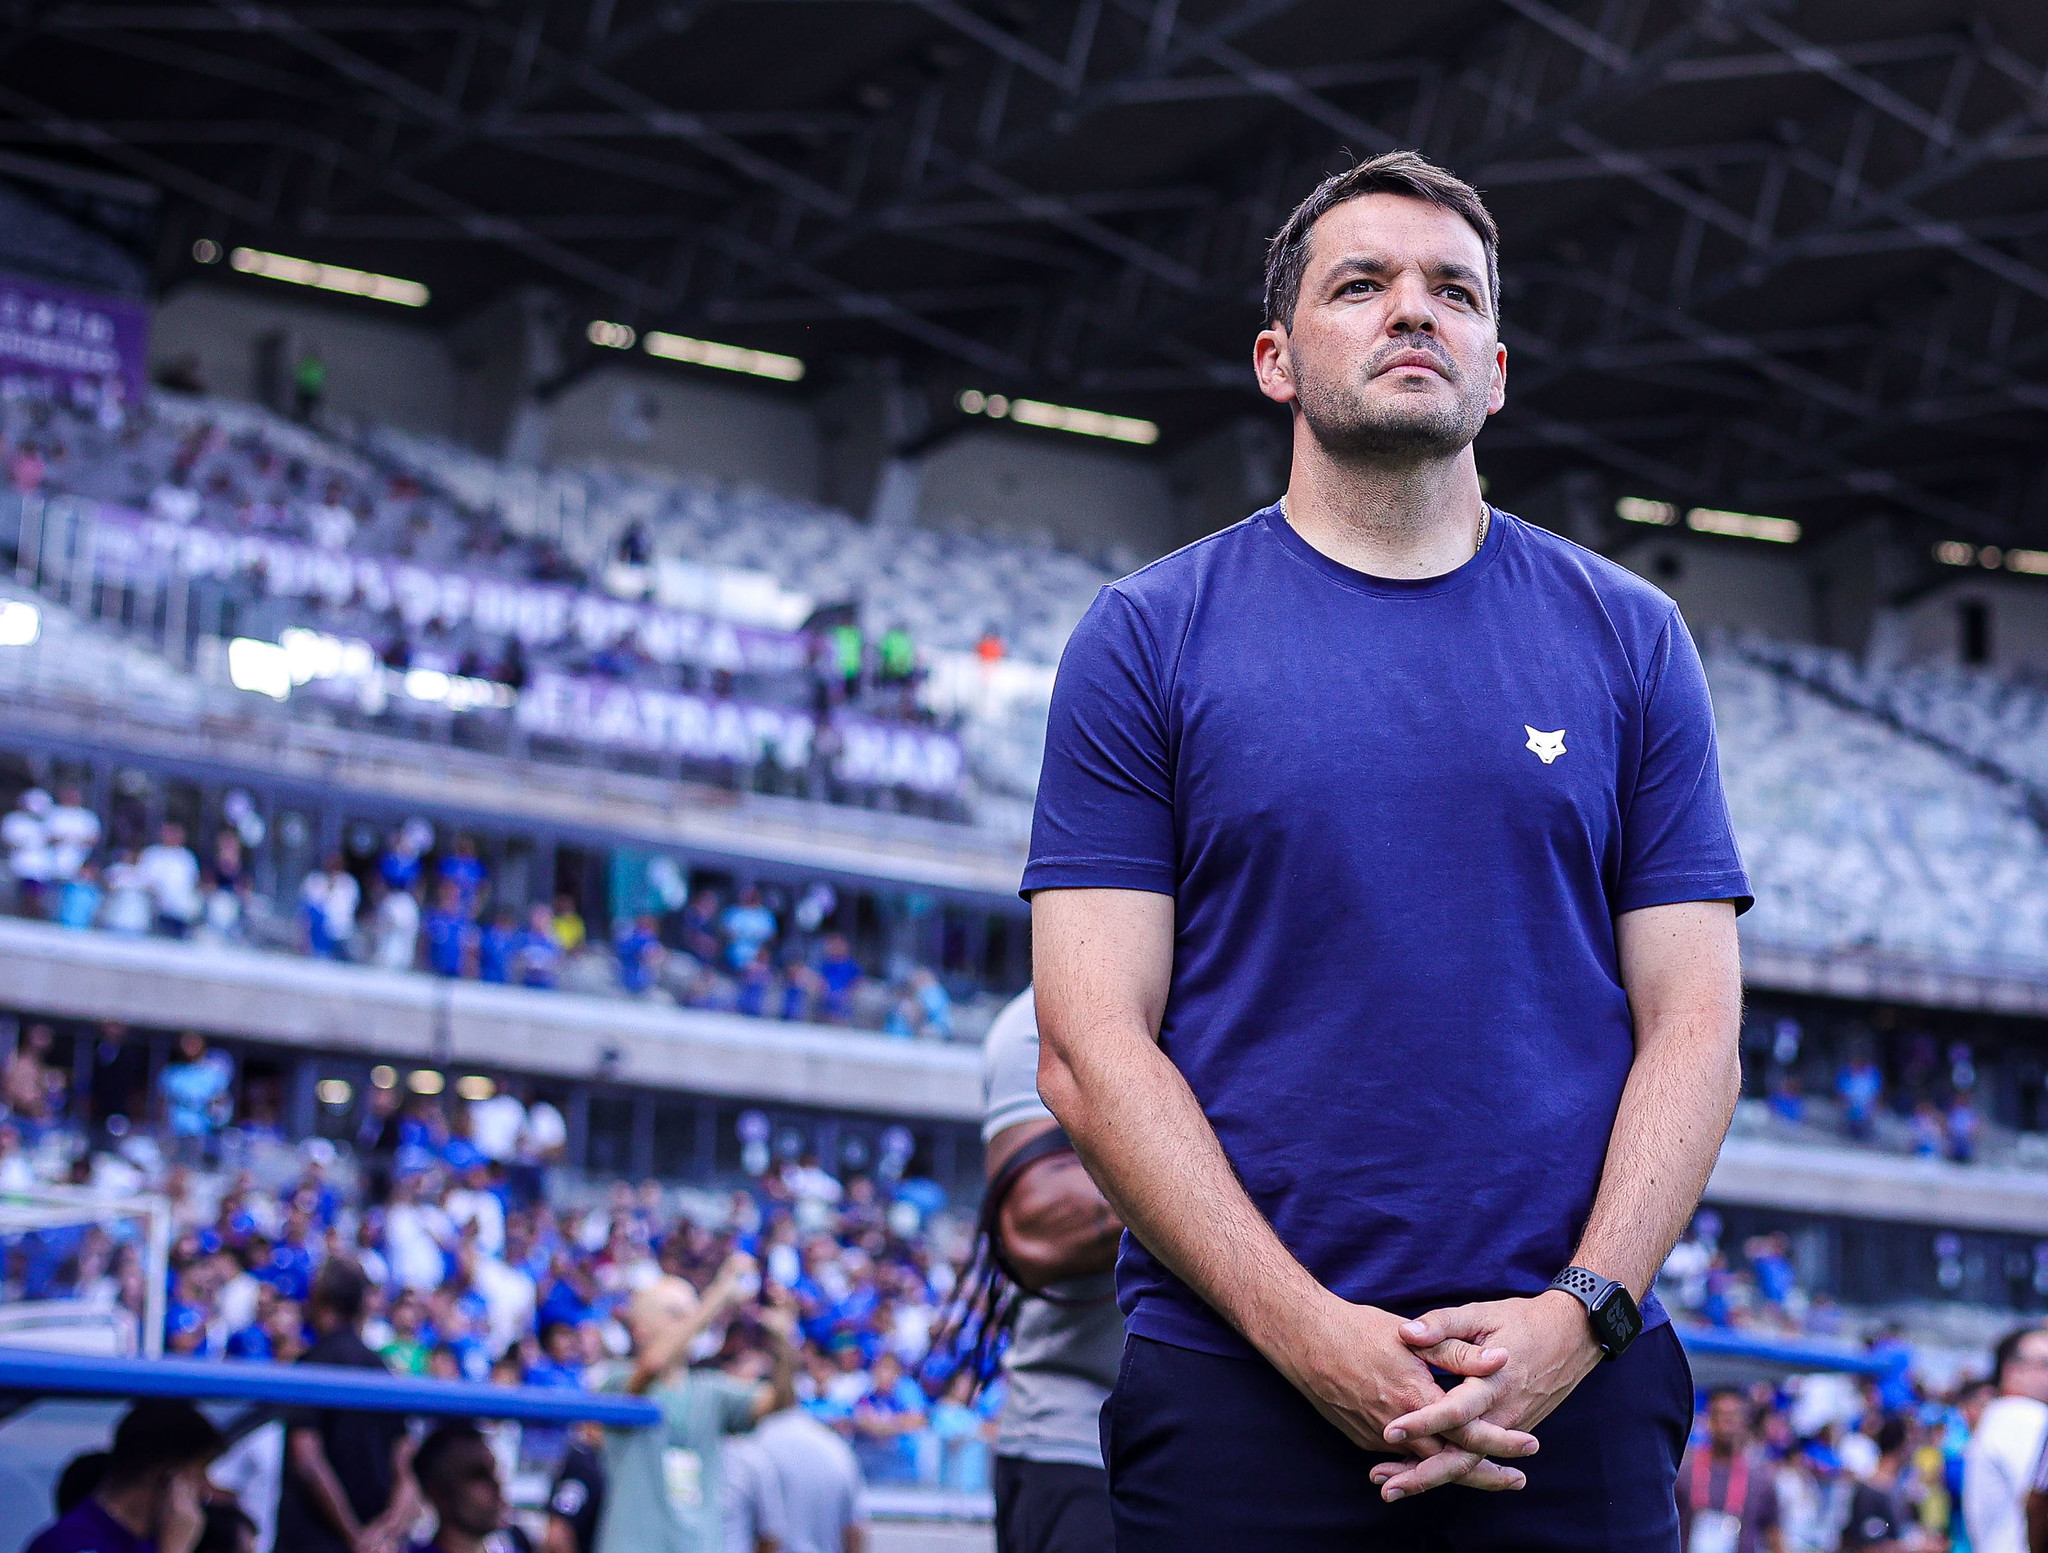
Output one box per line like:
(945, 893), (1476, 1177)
(993, 1456), (1116, 1553)
(1104, 1323), (1693, 1553)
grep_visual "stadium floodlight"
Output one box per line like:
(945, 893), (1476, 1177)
(1933, 541), (1978, 567)
(1685, 507), (1801, 544)
(587, 319), (637, 349)
(2006, 549), (2048, 575)
(227, 637), (292, 700)
(1615, 497), (1679, 526)
(456, 1075), (496, 1100)
(0, 599), (41, 646)
(370, 1064), (398, 1088)
(228, 247), (430, 307)
(315, 1079), (353, 1107)
(642, 330), (805, 381)
(407, 1069), (446, 1095)
(957, 387), (1159, 445)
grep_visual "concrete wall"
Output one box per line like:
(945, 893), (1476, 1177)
(545, 361), (820, 501)
(913, 425), (1175, 564)
(1871, 573), (2048, 675)
(1612, 530), (1817, 643)
(151, 282), (459, 438)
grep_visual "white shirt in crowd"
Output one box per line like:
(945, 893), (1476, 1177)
(101, 856), (155, 934)
(446, 1184), (506, 1258)
(468, 1255), (536, 1355)
(1964, 1393), (2048, 1553)
(44, 801), (100, 881)
(722, 1434), (790, 1553)
(301, 867), (360, 944)
(309, 502), (356, 551)
(751, 1408), (867, 1553)
(521, 1100), (568, 1163)
(385, 1198), (455, 1290)
(373, 888), (420, 970)
(137, 840), (203, 923)
(3, 796), (51, 882)
(467, 1093), (528, 1163)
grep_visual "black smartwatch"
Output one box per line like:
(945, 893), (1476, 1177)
(1547, 1266), (1642, 1360)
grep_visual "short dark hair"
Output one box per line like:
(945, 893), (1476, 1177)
(1263, 150), (1501, 329)
(1872, 1414), (1910, 1456)
(54, 1451), (108, 1514)
(106, 1401), (224, 1487)
(412, 1422), (490, 1499)
(1994, 1325), (2044, 1387)
(308, 1258), (368, 1325)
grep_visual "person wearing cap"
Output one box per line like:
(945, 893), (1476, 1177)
(24, 1400), (225, 1553)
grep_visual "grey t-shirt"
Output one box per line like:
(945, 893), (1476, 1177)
(981, 987), (1126, 1468)
(751, 1409), (866, 1553)
(720, 1434), (788, 1553)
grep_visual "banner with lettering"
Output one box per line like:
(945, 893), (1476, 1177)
(0, 273), (149, 407)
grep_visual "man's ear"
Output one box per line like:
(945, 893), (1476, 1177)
(1254, 324), (1297, 407)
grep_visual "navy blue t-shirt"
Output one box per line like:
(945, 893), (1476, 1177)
(1022, 505), (1750, 1358)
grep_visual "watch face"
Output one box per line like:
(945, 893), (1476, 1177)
(1592, 1286), (1644, 1353)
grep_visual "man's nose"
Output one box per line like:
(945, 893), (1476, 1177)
(1386, 275), (1437, 333)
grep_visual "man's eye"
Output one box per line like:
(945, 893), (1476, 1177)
(1443, 287), (1471, 303)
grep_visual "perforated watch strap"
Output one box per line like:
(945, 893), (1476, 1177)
(1550, 1265), (1608, 1307)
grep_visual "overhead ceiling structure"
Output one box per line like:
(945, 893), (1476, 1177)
(4, 0), (2048, 550)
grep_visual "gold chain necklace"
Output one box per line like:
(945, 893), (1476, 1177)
(1279, 495), (1491, 559)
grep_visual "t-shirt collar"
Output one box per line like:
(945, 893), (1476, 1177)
(1260, 498), (1505, 598)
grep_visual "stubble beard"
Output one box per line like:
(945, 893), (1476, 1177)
(1293, 343), (1491, 467)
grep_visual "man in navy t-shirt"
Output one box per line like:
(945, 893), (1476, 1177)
(25, 1401), (224, 1553)
(1027, 151), (1749, 1551)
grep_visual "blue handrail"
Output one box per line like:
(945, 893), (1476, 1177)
(0, 1347), (662, 1426)
(1673, 1324), (1892, 1376)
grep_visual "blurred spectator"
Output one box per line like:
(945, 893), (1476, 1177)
(513, 905), (563, 990)
(1963, 1327), (2048, 1553)
(1838, 1054), (1884, 1144)
(439, 837), (489, 917)
(543, 1424), (606, 1553)
(5, 1022), (55, 1131)
(292, 351), (326, 423)
(23, 1401), (224, 1553)
(1676, 1388), (1781, 1553)
(751, 1404), (868, 1553)
(813, 936), (862, 1025)
(552, 894), (587, 954)
(1841, 1414), (1929, 1552)
(45, 787), (101, 884)
(301, 855), (361, 961)
(614, 915), (663, 997)
(4, 787), (54, 915)
(410, 1423), (510, 1553)
(373, 883), (421, 971)
(158, 1032), (230, 1166)
(478, 908), (518, 985)
(138, 823), (202, 939)
(56, 860), (104, 929)
(722, 887), (778, 971)
(101, 851), (154, 935)
(424, 880), (473, 978)
(276, 1260), (420, 1553)
(1948, 1091), (1982, 1165)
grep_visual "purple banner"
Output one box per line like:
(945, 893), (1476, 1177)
(87, 506), (812, 675)
(516, 672), (965, 796)
(0, 272), (149, 409)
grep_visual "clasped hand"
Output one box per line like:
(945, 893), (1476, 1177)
(1286, 1290), (1601, 1501)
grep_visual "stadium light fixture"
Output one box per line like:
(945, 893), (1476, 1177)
(228, 246), (430, 307)
(406, 1069), (446, 1096)
(1685, 507), (1801, 544)
(1934, 541), (1978, 566)
(370, 1065), (398, 1089)
(1615, 497), (1679, 526)
(456, 1075), (496, 1101)
(587, 319), (637, 349)
(227, 637), (292, 700)
(2006, 549), (2048, 575)
(0, 600), (41, 646)
(315, 1079), (353, 1107)
(957, 388), (1159, 445)
(642, 330), (805, 381)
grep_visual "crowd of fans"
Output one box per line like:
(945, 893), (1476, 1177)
(0, 786), (965, 1040)
(0, 1034), (992, 1504)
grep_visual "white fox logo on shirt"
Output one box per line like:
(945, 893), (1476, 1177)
(1525, 727), (1567, 764)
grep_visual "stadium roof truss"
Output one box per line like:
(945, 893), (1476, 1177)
(5, 0), (2048, 546)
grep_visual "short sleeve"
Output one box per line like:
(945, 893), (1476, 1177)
(982, 989), (1051, 1142)
(1022, 587), (1177, 898)
(714, 1373), (761, 1434)
(1615, 611), (1752, 915)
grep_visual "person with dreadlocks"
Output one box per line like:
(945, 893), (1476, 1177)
(973, 986), (1125, 1553)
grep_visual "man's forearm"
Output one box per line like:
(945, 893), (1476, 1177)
(1576, 906), (1743, 1297)
(1038, 1003), (1326, 1369)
